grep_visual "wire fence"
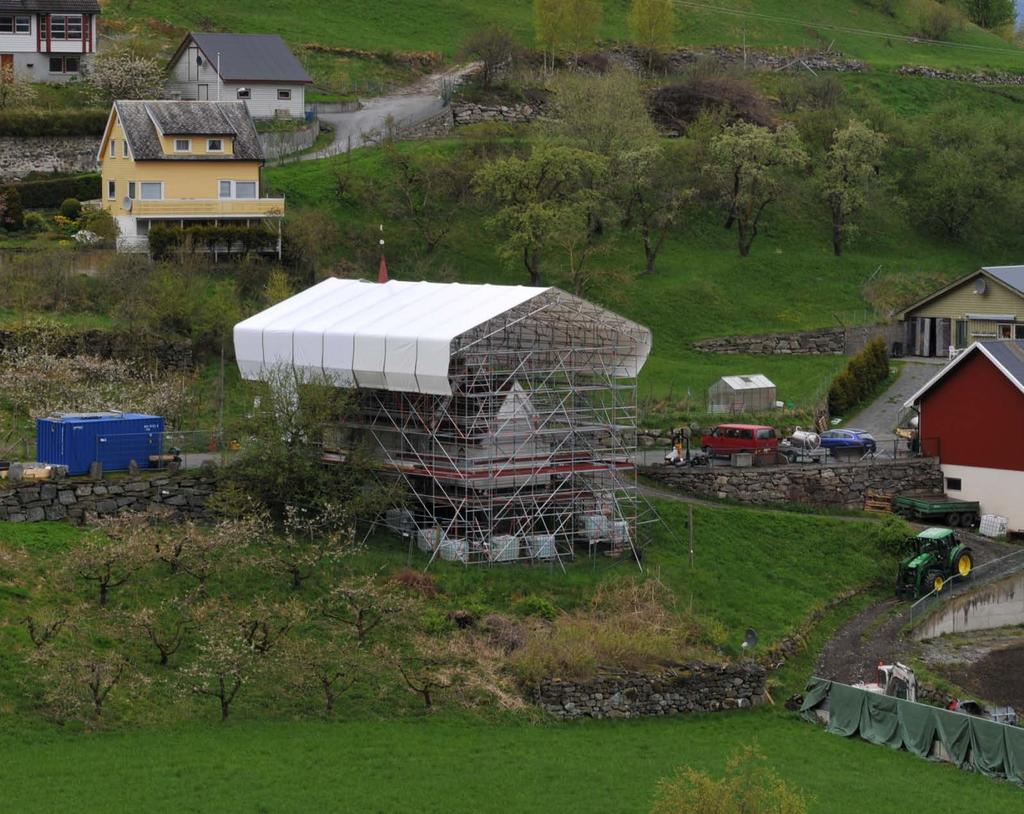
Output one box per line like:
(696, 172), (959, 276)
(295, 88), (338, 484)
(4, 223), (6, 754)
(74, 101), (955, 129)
(908, 547), (1024, 631)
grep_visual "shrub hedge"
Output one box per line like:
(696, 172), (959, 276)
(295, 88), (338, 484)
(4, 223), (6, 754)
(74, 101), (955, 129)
(0, 109), (108, 137)
(149, 224), (278, 260)
(827, 338), (890, 416)
(11, 174), (101, 209)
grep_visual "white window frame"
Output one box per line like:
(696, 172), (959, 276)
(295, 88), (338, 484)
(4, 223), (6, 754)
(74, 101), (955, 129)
(236, 87), (251, 100)
(173, 138), (191, 153)
(207, 138), (224, 153)
(0, 16), (14, 34)
(107, 180), (115, 200)
(139, 182), (164, 201)
(998, 323), (1013, 340)
(277, 88), (292, 101)
(219, 180), (232, 199)
(127, 182), (136, 199)
(122, 140), (129, 158)
(47, 14), (83, 41)
(218, 180), (258, 199)
(15, 15), (29, 34)
(109, 139), (116, 158)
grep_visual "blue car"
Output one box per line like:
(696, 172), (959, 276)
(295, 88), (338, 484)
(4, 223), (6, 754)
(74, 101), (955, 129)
(819, 429), (877, 454)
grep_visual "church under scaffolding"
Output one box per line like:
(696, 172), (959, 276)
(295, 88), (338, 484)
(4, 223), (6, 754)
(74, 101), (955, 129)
(234, 278), (653, 566)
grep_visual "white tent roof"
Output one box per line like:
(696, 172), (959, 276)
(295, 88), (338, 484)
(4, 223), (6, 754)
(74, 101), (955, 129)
(233, 278), (651, 396)
(717, 374), (776, 391)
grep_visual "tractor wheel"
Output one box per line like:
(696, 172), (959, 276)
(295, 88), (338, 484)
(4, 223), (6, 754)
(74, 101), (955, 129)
(955, 551), (973, 580)
(946, 513), (961, 527)
(961, 514), (977, 528)
(925, 569), (945, 595)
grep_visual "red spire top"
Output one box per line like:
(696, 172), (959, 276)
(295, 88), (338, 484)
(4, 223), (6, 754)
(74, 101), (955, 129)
(377, 224), (389, 283)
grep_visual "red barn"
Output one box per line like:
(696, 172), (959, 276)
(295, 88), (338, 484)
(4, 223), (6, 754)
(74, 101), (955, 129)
(906, 340), (1024, 532)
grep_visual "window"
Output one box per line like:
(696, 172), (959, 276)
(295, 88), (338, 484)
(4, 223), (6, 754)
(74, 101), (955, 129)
(122, 140), (129, 158)
(173, 139), (191, 153)
(139, 182), (162, 200)
(236, 88), (251, 100)
(207, 138), (223, 152)
(277, 89), (292, 100)
(235, 181), (256, 199)
(756, 429), (775, 440)
(48, 56), (79, 74)
(128, 182), (136, 199)
(109, 139), (116, 158)
(1016, 325), (1024, 340)
(999, 324), (1012, 339)
(107, 180), (115, 200)
(219, 180), (232, 199)
(44, 14), (83, 41)
(0, 16), (26, 33)
(738, 429), (754, 440)
(946, 477), (962, 492)
(955, 319), (968, 348)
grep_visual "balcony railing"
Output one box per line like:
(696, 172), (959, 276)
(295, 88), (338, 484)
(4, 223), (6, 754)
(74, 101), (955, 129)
(129, 197), (286, 218)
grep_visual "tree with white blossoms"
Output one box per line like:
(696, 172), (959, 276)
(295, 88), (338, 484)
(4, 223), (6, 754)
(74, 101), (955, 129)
(29, 646), (135, 723)
(820, 119), (887, 257)
(183, 611), (260, 722)
(259, 503), (360, 592)
(62, 517), (151, 607)
(84, 49), (166, 102)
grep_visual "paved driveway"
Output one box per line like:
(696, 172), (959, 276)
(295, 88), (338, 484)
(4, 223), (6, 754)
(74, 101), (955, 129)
(844, 358), (945, 442)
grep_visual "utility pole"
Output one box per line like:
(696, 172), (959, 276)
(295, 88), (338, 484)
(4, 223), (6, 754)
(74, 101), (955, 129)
(217, 52), (222, 101)
(688, 504), (694, 567)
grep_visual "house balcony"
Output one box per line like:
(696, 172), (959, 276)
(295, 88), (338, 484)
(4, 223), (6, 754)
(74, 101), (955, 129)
(128, 197), (286, 219)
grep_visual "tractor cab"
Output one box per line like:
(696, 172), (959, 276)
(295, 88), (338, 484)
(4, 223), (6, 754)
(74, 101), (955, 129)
(896, 528), (974, 599)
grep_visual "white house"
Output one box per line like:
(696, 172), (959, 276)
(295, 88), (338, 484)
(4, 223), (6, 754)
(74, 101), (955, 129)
(0, 0), (99, 82)
(167, 32), (312, 119)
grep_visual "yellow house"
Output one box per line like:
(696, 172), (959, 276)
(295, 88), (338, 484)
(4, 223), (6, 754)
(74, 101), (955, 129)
(97, 99), (284, 253)
(899, 266), (1024, 357)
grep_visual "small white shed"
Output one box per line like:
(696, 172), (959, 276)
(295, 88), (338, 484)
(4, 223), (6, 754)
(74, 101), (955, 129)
(707, 374), (777, 414)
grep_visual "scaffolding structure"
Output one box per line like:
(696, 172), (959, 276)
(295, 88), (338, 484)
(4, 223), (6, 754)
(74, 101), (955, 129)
(234, 280), (653, 566)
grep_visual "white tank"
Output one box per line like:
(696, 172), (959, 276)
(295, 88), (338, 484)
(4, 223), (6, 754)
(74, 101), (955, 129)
(790, 428), (820, 450)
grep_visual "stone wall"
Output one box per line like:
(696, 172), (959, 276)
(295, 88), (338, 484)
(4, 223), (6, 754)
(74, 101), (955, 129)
(534, 662), (766, 719)
(399, 107), (455, 140)
(0, 471), (214, 523)
(259, 121), (320, 162)
(0, 136), (99, 182)
(692, 324), (905, 357)
(640, 458), (942, 509)
(898, 65), (1024, 87)
(452, 102), (541, 126)
(0, 327), (192, 371)
(607, 46), (867, 75)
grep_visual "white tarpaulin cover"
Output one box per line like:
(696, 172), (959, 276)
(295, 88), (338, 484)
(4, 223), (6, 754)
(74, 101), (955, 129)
(233, 278), (651, 396)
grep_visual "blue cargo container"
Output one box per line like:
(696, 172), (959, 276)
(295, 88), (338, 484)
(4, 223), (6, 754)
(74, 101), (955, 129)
(36, 412), (165, 476)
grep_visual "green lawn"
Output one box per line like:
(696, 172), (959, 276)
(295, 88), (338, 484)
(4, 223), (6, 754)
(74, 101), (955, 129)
(1, 711), (1020, 813)
(103, 0), (1024, 72)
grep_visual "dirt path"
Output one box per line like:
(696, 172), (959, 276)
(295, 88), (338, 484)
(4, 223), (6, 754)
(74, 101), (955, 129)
(815, 530), (1020, 684)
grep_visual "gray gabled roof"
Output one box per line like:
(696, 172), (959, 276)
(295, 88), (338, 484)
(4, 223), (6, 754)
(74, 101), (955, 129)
(0, 1), (99, 11)
(904, 340), (1024, 406)
(172, 32), (312, 84)
(113, 100), (263, 161)
(898, 265), (1024, 320)
(981, 265), (1024, 296)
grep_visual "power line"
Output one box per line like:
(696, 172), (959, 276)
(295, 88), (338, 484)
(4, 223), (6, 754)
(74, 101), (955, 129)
(674, 0), (1024, 59)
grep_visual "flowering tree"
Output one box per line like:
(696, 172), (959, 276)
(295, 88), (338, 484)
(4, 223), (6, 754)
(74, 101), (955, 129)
(84, 50), (166, 101)
(131, 601), (191, 667)
(280, 634), (359, 715)
(62, 518), (151, 607)
(183, 621), (258, 722)
(259, 504), (360, 591)
(319, 575), (409, 645)
(30, 648), (133, 722)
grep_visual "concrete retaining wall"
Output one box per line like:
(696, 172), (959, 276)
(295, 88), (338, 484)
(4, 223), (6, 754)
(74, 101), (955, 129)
(0, 136), (99, 182)
(259, 121), (320, 162)
(0, 471), (214, 523)
(534, 662), (766, 719)
(640, 458), (942, 509)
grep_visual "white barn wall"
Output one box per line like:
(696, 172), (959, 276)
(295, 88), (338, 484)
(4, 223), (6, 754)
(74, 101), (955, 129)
(940, 463), (1024, 532)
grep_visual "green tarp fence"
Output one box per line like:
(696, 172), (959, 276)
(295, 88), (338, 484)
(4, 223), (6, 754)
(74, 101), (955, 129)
(801, 677), (1024, 786)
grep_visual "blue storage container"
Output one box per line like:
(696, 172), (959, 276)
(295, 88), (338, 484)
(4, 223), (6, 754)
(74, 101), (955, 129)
(36, 412), (166, 476)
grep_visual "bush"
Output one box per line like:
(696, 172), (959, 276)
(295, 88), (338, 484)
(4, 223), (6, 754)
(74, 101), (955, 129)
(648, 77), (777, 133)
(11, 174), (101, 209)
(148, 224), (276, 260)
(78, 208), (118, 244)
(22, 211), (47, 233)
(0, 185), (24, 230)
(827, 338), (890, 417)
(0, 109), (107, 137)
(59, 198), (82, 220)
(919, 3), (962, 40)
(513, 594), (558, 621)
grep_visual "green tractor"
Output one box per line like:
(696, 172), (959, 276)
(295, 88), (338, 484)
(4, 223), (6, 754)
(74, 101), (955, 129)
(895, 527), (974, 599)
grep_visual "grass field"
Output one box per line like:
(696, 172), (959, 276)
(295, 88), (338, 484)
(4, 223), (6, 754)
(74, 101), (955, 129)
(103, 0), (1024, 72)
(2, 710), (1021, 813)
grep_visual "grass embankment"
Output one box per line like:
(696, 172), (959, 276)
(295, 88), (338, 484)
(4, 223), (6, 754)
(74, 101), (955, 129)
(2, 710), (1021, 813)
(104, 0), (1024, 72)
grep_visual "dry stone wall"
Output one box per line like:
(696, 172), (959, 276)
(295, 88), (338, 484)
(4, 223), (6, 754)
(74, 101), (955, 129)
(534, 662), (766, 719)
(0, 136), (98, 182)
(640, 458), (942, 509)
(452, 102), (541, 126)
(693, 328), (846, 355)
(0, 472), (214, 523)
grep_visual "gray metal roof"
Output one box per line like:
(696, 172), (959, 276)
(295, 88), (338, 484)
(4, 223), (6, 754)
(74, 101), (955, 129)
(981, 265), (1024, 296)
(178, 32), (312, 84)
(0, 1), (99, 11)
(114, 101), (263, 161)
(983, 339), (1024, 389)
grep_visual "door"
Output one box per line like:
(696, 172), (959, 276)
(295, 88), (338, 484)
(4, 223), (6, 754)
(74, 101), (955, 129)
(937, 318), (951, 357)
(197, 83), (209, 100)
(1, 54), (12, 73)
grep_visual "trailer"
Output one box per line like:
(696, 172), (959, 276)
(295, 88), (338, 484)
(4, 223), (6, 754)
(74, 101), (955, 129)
(892, 494), (980, 528)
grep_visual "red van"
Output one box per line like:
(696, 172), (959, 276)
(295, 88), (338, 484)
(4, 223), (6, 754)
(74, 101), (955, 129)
(700, 424), (778, 457)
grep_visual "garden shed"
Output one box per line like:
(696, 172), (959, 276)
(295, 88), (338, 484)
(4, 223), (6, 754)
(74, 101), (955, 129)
(234, 278), (653, 566)
(707, 374), (777, 414)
